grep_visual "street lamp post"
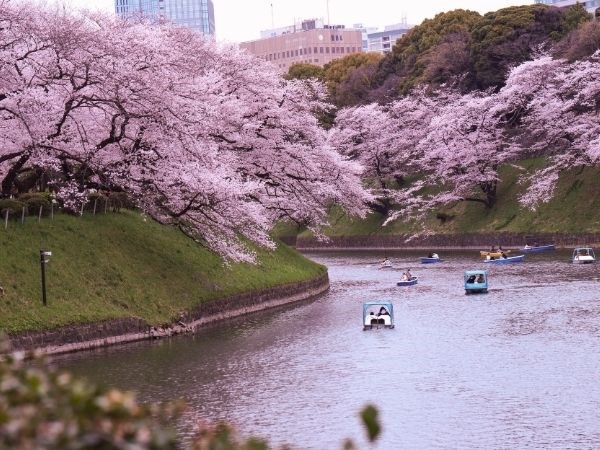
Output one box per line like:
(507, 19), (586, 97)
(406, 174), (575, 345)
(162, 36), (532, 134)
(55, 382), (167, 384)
(40, 250), (52, 306)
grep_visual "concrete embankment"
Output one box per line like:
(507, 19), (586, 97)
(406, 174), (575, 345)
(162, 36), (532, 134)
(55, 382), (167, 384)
(294, 233), (600, 251)
(8, 274), (329, 355)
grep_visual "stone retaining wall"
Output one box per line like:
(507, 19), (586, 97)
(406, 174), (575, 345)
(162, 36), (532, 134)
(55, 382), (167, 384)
(296, 233), (600, 250)
(8, 273), (329, 355)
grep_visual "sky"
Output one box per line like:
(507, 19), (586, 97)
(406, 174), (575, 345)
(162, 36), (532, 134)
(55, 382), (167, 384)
(60, 0), (532, 43)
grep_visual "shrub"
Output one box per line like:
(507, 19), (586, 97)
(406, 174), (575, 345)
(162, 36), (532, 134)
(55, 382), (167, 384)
(0, 349), (180, 450)
(18, 192), (54, 216)
(108, 191), (133, 211)
(0, 345), (382, 449)
(0, 199), (26, 216)
(85, 191), (109, 212)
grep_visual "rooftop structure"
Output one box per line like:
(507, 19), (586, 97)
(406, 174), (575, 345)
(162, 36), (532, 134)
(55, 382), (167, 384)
(535, 0), (600, 13)
(241, 19), (363, 72)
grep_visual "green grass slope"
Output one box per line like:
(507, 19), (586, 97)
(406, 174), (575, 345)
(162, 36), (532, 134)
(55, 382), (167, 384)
(289, 159), (600, 238)
(0, 211), (325, 334)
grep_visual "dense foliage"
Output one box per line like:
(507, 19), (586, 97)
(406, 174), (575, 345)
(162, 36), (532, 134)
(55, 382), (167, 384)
(0, 348), (381, 449)
(288, 53), (383, 107)
(329, 50), (600, 221)
(310, 4), (593, 106)
(0, 1), (370, 262)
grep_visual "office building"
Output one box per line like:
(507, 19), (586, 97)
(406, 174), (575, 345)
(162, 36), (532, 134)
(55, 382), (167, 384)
(367, 22), (412, 54)
(352, 23), (379, 52)
(115, 0), (215, 36)
(535, 0), (600, 14)
(240, 19), (363, 71)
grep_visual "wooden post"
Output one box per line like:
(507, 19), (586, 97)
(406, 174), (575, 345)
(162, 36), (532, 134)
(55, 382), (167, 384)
(104, 198), (108, 214)
(4, 210), (8, 230)
(80, 201), (84, 216)
(38, 205), (43, 223)
(51, 202), (54, 220)
(21, 206), (25, 225)
(93, 198), (98, 215)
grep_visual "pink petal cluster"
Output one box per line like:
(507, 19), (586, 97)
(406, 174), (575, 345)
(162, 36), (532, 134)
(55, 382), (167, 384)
(329, 51), (600, 218)
(0, 2), (370, 261)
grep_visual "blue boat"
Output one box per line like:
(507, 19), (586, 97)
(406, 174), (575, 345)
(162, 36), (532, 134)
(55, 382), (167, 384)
(464, 270), (488, 294)
(363, 301), (395, 330)
(397, 277), (418, 286)
(483, 255), (525, 264)
(420, 257), (443, 264)
(521, 244), (555, 253)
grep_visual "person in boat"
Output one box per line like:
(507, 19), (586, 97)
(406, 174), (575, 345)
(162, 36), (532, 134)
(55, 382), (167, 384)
(381, 257), (391, 266)
(428, 252), (434, 258)
(432, 252), (439, 259)
(378, 306), (389, 316)
(476, 274), (485, 283)
(490, 245), (497, 252)
(467, 275), (476, 283)
(501, 252), (507, 259)
(400, 272), (409, 281)
(406, 268), (413, 279)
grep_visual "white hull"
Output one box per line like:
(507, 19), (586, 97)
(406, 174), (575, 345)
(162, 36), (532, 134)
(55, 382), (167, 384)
(573, 258), (595, 264)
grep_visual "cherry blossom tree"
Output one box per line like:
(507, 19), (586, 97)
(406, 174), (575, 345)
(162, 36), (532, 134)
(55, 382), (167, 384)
(0, 2), (369, 261)
(511, 53), (600, 207)
(418, 90), (523, 210)
(329, 89), (442, 217)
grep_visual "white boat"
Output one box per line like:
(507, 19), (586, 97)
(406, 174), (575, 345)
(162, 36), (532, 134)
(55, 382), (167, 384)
(363, 302), (395, 330)
(573, 247), (596, 264)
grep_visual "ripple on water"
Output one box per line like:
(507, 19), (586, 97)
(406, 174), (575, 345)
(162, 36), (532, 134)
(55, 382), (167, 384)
(52, 250), (600, 449)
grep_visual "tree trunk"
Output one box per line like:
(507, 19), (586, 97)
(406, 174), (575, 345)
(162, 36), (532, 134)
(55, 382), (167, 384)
(1, 154), (30, 197)
(367, 197), (392, 216)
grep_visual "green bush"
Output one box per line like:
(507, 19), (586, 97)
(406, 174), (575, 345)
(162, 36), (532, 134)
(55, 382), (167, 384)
(108, 191), (132, 211)
(85, 191), (109, 212)
(18, 192), (54, 216)
(0, 199), (26, 215)
(0, 349), (180, 449)
(0, 344), (382, 449)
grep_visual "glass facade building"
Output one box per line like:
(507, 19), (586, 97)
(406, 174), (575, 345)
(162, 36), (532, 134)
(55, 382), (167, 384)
(115, 0), (215, 36)
(535, 0), (600, 14)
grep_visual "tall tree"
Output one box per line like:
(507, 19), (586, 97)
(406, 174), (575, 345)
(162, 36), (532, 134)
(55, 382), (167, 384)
(0, 2), (370, 261)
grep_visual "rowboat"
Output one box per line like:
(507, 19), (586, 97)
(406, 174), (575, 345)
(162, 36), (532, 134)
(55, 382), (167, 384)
(480, 250), (511, 259)
(378, 260), (393, 270)
(464, 270), (488, 294)
(420, 257), (443, 264)
(397, 276), (418, 286)
(363, 301), (395, 330)
(521, 244), (555, 253)
(483, 255), (524, 264)
(572, 247), (595, 264)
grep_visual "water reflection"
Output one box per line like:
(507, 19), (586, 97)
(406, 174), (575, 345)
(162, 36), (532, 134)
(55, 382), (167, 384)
(52, 250), (600, 449)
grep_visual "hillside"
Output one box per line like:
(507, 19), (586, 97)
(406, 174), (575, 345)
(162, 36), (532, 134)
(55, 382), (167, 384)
(283, 160), (600, 239)
(0, 211), (325, 334)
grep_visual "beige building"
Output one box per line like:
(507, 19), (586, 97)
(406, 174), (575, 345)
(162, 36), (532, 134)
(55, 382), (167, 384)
(240, 20), (363, 72)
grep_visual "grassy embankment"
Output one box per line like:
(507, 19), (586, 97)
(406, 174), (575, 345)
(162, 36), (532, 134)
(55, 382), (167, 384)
(0, 211), (325, 334)
(280, 159), (600, 238)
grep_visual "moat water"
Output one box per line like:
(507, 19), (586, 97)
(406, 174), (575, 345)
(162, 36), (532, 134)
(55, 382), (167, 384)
(52, 250), (600, 449)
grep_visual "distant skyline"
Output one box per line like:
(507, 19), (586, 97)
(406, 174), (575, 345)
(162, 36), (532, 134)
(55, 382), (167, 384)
(58, 0), (531, 43)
